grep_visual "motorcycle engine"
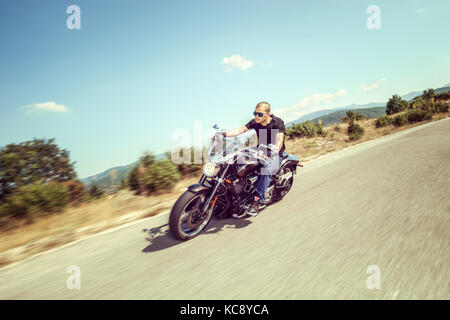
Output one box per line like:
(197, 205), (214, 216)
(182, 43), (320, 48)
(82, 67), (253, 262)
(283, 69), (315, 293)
(227, 179), (245, 194)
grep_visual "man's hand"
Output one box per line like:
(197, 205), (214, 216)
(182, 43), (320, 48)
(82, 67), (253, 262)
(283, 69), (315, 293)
(224, 126), (248, 137)
(267, 144), (279, 154)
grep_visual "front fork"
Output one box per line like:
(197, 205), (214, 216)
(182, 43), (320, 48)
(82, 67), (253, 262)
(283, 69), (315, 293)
(200, 164), (231, 214)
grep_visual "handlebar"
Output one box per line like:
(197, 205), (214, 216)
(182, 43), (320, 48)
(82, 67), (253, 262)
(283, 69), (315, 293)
(222, 137), (275, 164)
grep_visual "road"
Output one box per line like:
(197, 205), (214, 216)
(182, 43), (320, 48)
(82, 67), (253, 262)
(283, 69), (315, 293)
(0, 117), (448, 299)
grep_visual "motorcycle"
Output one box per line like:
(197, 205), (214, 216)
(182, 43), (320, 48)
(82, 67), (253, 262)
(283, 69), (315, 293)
(169, 125), (302, 241)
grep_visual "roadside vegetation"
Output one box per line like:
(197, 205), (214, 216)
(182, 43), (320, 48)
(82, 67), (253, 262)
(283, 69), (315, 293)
(376, 89), (448, 128)
(0, 140), (203, 233)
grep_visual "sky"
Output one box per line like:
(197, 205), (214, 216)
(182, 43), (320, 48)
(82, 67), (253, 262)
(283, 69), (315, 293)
(1, 0), (449, 178)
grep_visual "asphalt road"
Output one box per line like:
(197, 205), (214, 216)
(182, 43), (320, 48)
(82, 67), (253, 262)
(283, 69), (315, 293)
(0, 117), (448, 299)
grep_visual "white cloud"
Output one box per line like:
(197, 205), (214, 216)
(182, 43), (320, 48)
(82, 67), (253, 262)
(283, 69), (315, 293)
(416, 8), (426, 14)
(273, 89), (347, 123)
(222, 54), (254, 71)
(20, 101), (71, 114)
(356, 78), (385, 92)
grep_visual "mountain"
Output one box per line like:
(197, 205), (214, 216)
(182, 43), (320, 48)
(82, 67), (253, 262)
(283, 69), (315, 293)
(308, 107), (386, 126)
(80, 153), (167, 191)
(435, 86), (450, 95)
(402, 85), (450, 101)
(80, 162), (137, 192)
(287, 102), (385, 126)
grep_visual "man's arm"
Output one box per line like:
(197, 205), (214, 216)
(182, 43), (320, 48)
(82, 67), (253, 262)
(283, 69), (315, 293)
(224, 126), (248, 137)
(274, 132), (284, 152)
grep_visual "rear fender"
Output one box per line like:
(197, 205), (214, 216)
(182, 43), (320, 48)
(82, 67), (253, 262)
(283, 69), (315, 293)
(280, 154), (300, 174)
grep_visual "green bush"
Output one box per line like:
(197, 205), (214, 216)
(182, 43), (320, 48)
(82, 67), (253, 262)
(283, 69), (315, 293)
(393, 113), (408, 127)
(421, 88), (435, 100)
(316, 120), (328, 137)
(405, 109), (432, 123)
(418, 99), (436, 114)
(286, 121), (318, 138)
(61, 180), (86, 206)
(0, 138), (76, 204)
(435, 103), (449, 113)
(386, 94), (409, 115)
(410, 97), (427, 110)
(375, 115), (393, 128)
(145, 160), (181, 193)
(173, 147), (203, 177)
(343, 110), (365, 123)
(347, 122), (364, 140)
(88, 184), (105, 199)
(0, 182), (69, 218)
(119, 177), (128, 190)
(333, 124), (341, 132)
(127, 166), (140, 191)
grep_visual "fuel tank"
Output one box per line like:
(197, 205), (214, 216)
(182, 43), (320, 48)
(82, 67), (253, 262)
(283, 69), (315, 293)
(235, 160), (260, 178)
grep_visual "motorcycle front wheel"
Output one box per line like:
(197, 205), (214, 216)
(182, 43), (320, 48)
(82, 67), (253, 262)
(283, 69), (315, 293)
(169, 189), (213, 241)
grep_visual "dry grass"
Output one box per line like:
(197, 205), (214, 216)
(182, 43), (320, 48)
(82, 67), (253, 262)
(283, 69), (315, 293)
(0, 176), (198, 254)
(0, 111), (448, 265)
(285, 112), (449, 162)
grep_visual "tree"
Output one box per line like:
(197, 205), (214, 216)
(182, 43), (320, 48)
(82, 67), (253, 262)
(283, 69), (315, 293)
(175, 147), (203, 177)
(347, 121), (365, 140)
(140, 152), (155, 168)
(127, 166), (139, 192)
(0, 182), (69, 219)
(0, 138), (76, 203)
(61, 180), (86, 205)
(421, 88), (435, 101)
(344, 111), (365, 140)
(410, 97), (427, 109)
(386, 94), (408, 115)
(342, 110), (365, 123)
(119, 177), (128, 190)
(88, 184), (104, 199)
(144, 160), (180, 194)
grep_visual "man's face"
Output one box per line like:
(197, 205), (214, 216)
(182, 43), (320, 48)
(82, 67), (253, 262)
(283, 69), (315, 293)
(254, 107), (269, 124)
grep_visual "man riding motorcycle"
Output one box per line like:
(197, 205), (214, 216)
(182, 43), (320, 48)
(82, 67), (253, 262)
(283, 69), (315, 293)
(221, 101), (286, 216)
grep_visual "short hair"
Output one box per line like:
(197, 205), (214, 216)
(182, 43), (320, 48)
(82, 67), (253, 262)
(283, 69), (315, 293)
(255, 101), (270, 114)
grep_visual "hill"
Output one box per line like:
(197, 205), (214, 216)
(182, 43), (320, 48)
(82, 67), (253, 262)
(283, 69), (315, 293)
(309, 107), (386, 126)
(287, 102), (384, 126)
(401, 86), (450, 101)
(80, 162), (137, 192)
(80, 153), (167, 192)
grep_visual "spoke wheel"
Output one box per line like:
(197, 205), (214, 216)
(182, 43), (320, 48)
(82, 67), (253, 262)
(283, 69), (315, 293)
(169, 190), (213, 241)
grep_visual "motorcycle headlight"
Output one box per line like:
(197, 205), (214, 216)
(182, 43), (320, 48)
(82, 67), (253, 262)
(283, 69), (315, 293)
(203, 162), (219, 177)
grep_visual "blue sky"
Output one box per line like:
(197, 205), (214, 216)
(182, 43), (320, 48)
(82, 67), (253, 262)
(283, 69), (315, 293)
(1, 0), (449, 178)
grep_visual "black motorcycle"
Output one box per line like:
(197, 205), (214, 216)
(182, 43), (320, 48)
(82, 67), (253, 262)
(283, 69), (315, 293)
(169, 126), (302, 241)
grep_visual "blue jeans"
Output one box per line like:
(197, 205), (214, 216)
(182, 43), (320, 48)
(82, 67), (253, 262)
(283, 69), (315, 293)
(254, 155), (281, 202)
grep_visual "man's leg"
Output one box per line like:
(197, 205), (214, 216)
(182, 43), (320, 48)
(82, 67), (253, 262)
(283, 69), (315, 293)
(254, 174), (271, 202)
(248, 155), (281, 215)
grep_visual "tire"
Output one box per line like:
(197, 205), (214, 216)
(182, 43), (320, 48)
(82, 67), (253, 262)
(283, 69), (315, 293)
(274, 166), (295, 201)
(169, 189), (212, 241)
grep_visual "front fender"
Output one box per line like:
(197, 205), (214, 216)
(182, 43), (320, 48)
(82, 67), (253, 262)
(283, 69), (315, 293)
(187, 183), (212, 194)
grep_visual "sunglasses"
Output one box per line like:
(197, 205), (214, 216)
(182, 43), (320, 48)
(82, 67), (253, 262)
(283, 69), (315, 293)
(253, 111), (265, 117)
